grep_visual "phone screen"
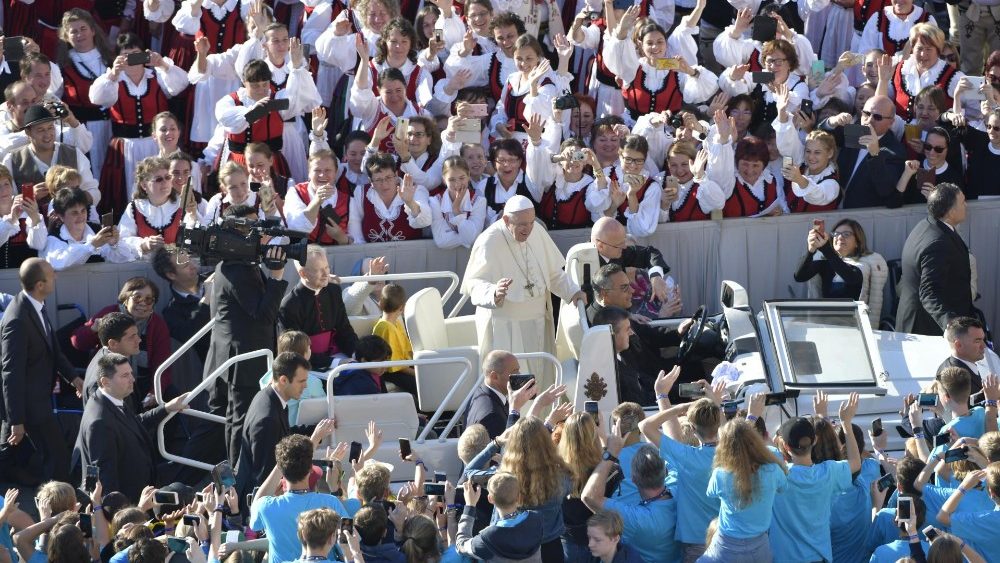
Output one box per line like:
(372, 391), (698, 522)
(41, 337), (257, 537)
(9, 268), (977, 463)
(349, 441), (362, 463)
(20, 184), (34, 202)
(764, 392), (787, 406)
(423, 483), (445, 496)
(944, 447), (969, 463)
(78, 513), (93, 538)
(434, 471), (446, 483)
(249, 181), (262, 192)
(212, 461), (236, 492)
(85, 464), (99, 493)
(182, 514), (200, 527)
(918, 393), (938, 407)
(876, 473), (895, 492)
(398, 438), (411, 459)
(101, 212), (114, 228)
(154, 490), (179, 505)
(871, 418), (883, 437)
(678, 383), (705, 398)
(897, 497), (912, 520)
(125, 51), (151, 66)
(167, 537), (188, 554)
(508, 374), (535, 391)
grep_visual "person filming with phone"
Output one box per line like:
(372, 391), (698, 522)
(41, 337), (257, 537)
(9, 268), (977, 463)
(793, 219), (870, 301)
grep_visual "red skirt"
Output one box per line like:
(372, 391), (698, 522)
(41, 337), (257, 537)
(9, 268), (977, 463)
(98, 137), (129, 219)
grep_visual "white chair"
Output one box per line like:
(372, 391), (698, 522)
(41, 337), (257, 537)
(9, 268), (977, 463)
(348, 315), (380, 337)
(403, 288), (480, 413)
(564, 242), (600, 287)
(571, 325), (618, 410)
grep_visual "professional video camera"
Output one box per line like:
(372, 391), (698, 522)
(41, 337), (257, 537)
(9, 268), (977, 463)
(176, 217), (309, 268)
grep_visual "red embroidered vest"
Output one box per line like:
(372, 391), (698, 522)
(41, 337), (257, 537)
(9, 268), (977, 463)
(61, 61), (110, 122)
(538, 183), (592, 230)
(669, 183), (711, 222)
(891, 61), (956, 120)
(226, 91), (285, 153)
(196, 3), (247, 54)
(359, 185), (424, 242)
(722, 176), (780, 218)
(877, 8), (930, 56)
(783, 168), (841, 213)
(110, 77), (170, 137)
(293, 180), (351, 244)
(133, 204), (184, 243)
(620, 67), (682, 121)
(615, 178), (653, 223)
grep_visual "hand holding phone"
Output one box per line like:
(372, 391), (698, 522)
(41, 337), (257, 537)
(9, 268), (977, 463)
(349, 441), (363, 463)
(399, 438), (412, 459)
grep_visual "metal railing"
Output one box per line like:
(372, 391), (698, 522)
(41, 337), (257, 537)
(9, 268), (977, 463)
(515, 352), (564, 387)
(325, 356), (475, 444)
(156, 347), (274, 471)
(153, 317), (217, 405)
(336, 271), (464, 317)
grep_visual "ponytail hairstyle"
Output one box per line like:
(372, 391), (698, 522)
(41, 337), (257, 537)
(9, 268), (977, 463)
(399, 514), (440, 563)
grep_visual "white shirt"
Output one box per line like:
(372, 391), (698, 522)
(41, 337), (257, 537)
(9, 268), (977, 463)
(100, 388), (126, 408)
(23, 291), (48, 335)
(486, 383), (508, 406)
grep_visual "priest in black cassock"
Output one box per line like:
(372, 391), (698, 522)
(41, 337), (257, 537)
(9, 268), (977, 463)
(278, 245), (358, 370)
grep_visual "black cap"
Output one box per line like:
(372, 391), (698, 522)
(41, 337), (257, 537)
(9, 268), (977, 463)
(20, 104), (58, 131)
(779, 417), (816, 452)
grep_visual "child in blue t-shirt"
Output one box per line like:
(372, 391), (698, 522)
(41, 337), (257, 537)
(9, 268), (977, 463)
(769, 393), (861, 563)
(869, 495), (929, 563)
(287, 507), (364, 563)
(937, 463), (1000, 563)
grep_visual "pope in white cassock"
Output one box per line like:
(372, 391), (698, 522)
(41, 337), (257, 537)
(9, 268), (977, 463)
(462, 195), (586, 389)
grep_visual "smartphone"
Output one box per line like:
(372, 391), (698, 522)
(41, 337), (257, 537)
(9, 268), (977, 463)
(399, 438), (411, 459)
(653, 57), (680, 71)
(396, 117), (410, 138)
(349, 441), (362, 463)
(468, 470), (492, 486)
(915, 169), (936, 189)
(433, 30), (443, 43)
(751, 71), (776, 84)
(800, 99), (814, 117)
(813, 218), (826, 236)
(963, 76), (986, 100)
(423, 483), (446, 496)
(194, 492), (206, 503)
(166, 537), (188, 554)
(154, 490), (179, 505)
(897, 496), (913, 520)
(508, 373), (535, 391)
(844, 123), (869, 150)
(944, 446), (969, 463)
(20, 183), (34, 202)
(465, 103), (489, 118)
(454, 118), (481, 143)
(678, 383), (705, 398)
(182, 514), (200, 527)
(249, 181), (262, 192)
(918, 393), (939, 407)
(84, 464), (99, 493)
(933, 432), (950, 448)
(319, 204), (343, 226)
(871, 418), (883, 437)
(876, 472), (896, 492)
(2, 37), (25, 61)
(923, 525), (939, 542)
(584, 401), (599, 424)
(212, 461), (236, 492)
(782, 156), (794, 168)
(269, 98), (291, 112)
(100, 212), (114, 229)
(225, 531), (240, 544)
(722, 401), (739, 418)
(78, 512), (93, 538)
(434, 471), (446, 483)
(764, 392), (788, 406)
(340, 518), (353, 542)
(125, 51), (152, 66)
(751, 15), (777, 42)
(809, 60), (825, 81)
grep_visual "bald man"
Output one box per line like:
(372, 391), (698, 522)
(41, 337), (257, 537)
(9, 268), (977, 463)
(819, 94), (905, 209)
(590, 217), (672, 303)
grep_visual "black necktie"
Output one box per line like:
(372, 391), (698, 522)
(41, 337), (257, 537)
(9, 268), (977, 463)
(39, 304), (53, 343)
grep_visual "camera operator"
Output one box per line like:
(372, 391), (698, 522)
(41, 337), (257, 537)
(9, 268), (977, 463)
(203, 203), (290, 466)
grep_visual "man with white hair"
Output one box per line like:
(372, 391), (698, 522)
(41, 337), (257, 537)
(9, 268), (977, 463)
(462, 195), (585, 388)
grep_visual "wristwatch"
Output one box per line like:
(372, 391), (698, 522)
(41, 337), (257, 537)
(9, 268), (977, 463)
(602, 450), (619, 464)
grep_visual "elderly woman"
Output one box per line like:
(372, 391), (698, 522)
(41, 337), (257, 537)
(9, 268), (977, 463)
(71, 276), (173, 404)
(884, 23), (965, 121)
(719, 39), (809, 134)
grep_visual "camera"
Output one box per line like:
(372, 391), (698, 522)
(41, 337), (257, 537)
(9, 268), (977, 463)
(550, 150), (585, 163)
(553, 91), (580, 111)
(667, 113), (684, 129)
(46, 100), (69, 118)
(176, 218), (309, 269)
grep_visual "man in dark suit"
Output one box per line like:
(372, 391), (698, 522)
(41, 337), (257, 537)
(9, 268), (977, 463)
(152, 247), (212, 363)
(203, 205), (290, 465)
(235, 352), (333, 502)
(0, 258), (83, 484)
(896, 184), (973, 336)
(76, 353), (188, 502)
(818, 95), (906, 209)
(591, 218), (672, 304)
(938, 316), (987, 396)
(587, 264), (692, 405)
(463, 350), (530, 438)
(591, 306), (647, 404)
(278, 246), (358, 371)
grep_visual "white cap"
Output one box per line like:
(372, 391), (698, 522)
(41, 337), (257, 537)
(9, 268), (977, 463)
(503, 195), (534, 214)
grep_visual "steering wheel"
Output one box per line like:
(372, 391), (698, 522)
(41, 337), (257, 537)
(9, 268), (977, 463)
(676, 305), (708, 362)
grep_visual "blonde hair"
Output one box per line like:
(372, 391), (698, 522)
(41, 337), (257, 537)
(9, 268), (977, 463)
(804, 130), (837, 163)
(909, 23), (945, 53)
(45, 165), (82, 190)
(357, 0), (400, 32)
(36, 481), (77, 515)
(980, 431), (1000, 462)
(557, 412), (602, 496)
(714, 419), (787, 508)
(458, 424), (490, 464)
(0, 164), (12, 186)
(499, 417), (570, 507)
(297, 508), (340, 549)
(487, 471), (520, 508)
(355, 463), (391, 502)
(686, 398), (722, 440)
(587, 509), (623, 538)
(218, 161), (249, 188)
(278, 330), (311, 356)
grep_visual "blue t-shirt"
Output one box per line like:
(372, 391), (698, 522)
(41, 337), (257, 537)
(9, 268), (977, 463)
(707, 463), (787, 539)
(659, 435), (719, 544)
(938, 407), (987, 439)
(831, 458), (881, 563)
(250, 492), (348, 563)
(869, 539), (927, 563)
(922, 484), (995, 531)
(866, 508), (898, 556)
(949, 506), (1000, 563)
(769, 460), (852, 563)
(604, 492), (680, 563)
(616, 442), (645, 504)
(0, 495), (14, 563)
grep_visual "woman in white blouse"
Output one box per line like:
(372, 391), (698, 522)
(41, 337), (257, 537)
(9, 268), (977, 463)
(118, 156), (199, 258)
(429, 156), (487, 249)
(43, 187), (135, 270)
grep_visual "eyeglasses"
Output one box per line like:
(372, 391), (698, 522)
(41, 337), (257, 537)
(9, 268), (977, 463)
(764, 58), (787, 66)
(151, 175), (169, 183)
(923, 143), (947, 154)
(861, 110), (889, 122)
(406, 131), (427, 138)
(831, 231), (854, 239)
(494, 157), (521, 165)
(129, 293), (155, 304)
(596, 238), (629, 250)
(621, 155), (646, 165)
(729, 110), (753, 116)
(986, 124), (1000, 132)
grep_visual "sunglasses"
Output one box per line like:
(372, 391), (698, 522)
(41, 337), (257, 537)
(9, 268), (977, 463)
(923, 143), (946, 154)
(861, 110), (889, 122)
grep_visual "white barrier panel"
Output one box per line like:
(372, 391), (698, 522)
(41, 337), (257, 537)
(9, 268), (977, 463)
(8, 201), (999, 333)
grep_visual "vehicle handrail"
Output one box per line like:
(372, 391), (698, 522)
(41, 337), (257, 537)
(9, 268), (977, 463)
(154, 316), (218, 405)
(337, 272), (462, 317)
(448, 293), (470, 319)
(156, 348), (274, 471)
(325, 356), (474, 445)
(514, 352), (563, 387)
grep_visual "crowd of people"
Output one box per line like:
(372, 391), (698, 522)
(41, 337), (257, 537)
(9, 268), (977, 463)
(0, 0), (998, 562)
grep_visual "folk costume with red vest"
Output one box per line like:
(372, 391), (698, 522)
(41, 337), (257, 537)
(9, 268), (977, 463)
(538, 177), (597, 230)
(347, 183), (432, 243)
(660, 178), (726, 222)
(429, 187), (488, 248)
(858, 5), (933, 57)
(283, 180), (352, 245)
(118, 198), (186, 256)
(349, 80), (428, 154)
(587, 165), (662, 237)
(578, 16), (625, 116)
(854, 0), (891, 32)
(203, 190), (265, 224)
(367, 59), (432, 108)
(783, 164), (841, 213)
(63, 49), (113, 178)
(90, 64), (189, 218)
(722, 170), (786, 217)
(890, 57), (959, 121)
(216, 87), (293, 178)
(493, 72), (558, 139)
(0, 212), (47, 269)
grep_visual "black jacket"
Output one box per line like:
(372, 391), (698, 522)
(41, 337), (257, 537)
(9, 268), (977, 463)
(278, 282), (358, 370)
(937, 356), (983, 397)
(464, 383), (508, 439)
(820, 119), (906, 209)
(457, 506), (543, 561)
(793, 241), (864, 299)
(162, 285), (211, 362)
(896, 217), (973, 336)
(235, 386), (311, 498)
(600, 245), (669, 275)
(0, 292), (77, 425)
(203, 261), (288, 386)
(75, 392), (168, 503)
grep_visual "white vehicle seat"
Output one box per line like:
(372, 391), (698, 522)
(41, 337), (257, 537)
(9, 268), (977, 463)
(564, 242), (600, 287)
(349, 315), (380, 337)
(404, 288), (479, 413)
(572, 325), (618, 411)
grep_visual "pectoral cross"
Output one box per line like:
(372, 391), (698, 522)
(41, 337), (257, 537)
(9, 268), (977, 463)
(524, 281), (536, 297)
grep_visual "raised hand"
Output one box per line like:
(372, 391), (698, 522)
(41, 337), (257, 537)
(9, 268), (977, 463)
(311, 106), (328, 135)
(614, 5), (640, 39)
(290, 37), (305, 68)
(398, 173), (417, 203)
(730, 63), (751, 82)
(732, 8), (753, 36)
(525, 113), (544, 145)
(653, 366), (681, 397)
